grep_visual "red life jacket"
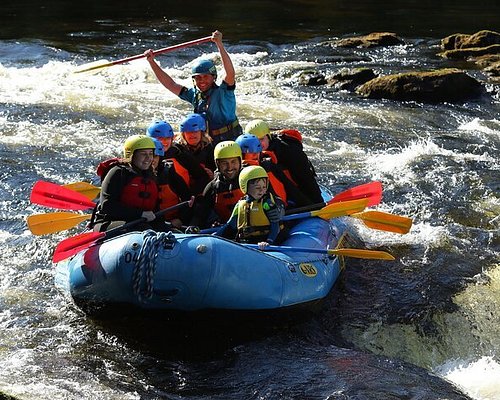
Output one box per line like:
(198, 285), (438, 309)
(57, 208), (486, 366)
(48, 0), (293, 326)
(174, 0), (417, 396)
(215, 187), (244, 221)
(119, 175), (158, 211)
(158, 183), (181, 220)
(170, 158), (191, 189)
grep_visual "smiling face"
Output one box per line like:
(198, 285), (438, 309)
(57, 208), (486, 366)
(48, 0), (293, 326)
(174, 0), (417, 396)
(247, 178), (268, 200)
(217, 157), (241, 181)
(193, 74), (215, 92)
(132, 149), (154, 170)
(158, 137), (173, 151)
(183, 130), (202, 147)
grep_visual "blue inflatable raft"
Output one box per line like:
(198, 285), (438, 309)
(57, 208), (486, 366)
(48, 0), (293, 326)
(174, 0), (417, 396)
(54, 215), (348, 316)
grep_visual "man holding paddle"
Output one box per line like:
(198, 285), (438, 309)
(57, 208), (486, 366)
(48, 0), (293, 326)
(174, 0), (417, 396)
(144, 30), (242, 144)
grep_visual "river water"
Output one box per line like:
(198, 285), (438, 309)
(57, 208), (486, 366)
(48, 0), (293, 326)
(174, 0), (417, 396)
(1, 1), (499, 399)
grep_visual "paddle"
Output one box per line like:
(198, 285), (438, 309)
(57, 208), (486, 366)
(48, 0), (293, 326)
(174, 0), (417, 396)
(63, 182), (100, 200)
(285, 181), (382, 215)
(52, 197), (194, 263)
(27, 212), (91, 236)
(199, 198), (369, 234)
(244, 244), (395, 260)
(30, 180), (96, 211)
(74, 36), (212, 73)
(350, 210), (412, 234)
(330, 181), (382, 207)
(282, 198), (368, 221)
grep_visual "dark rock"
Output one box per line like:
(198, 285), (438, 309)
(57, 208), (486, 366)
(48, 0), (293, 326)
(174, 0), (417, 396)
(298, 70), (327, 86)
(441, 33), (471, 50)
(327, 68), (378, 91)
(471, 54), (500, 68)
(484, 61), (500, 77)
(356, 69), (485, 102)
(330, 32), (404, 48)
(440, 44), (500, 60)
(439, 30), (500, 59)
(441, 30), (500, 50)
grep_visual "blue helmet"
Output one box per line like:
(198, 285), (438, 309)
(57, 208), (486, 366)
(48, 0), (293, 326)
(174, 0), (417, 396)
(191, 59), (217, 78)
(146, 120), (174, 138)
(180, 113), (207, 133)
(151, 138), (165, 156)
(235, 133), (262, 154)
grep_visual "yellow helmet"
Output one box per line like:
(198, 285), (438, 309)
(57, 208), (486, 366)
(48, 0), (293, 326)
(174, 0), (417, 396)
(245, 119), (270, 139)
(214, 140), (242, 161)
(239, 165), (268, 194)
(123, 135), (156, 160)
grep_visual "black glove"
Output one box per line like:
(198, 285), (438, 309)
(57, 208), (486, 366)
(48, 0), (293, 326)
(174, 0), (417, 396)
(266, 204), (285, 223)
(185, 226), (200, 234)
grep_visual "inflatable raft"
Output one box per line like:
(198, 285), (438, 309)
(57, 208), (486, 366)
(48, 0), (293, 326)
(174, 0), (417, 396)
(54, 215), (348, 316)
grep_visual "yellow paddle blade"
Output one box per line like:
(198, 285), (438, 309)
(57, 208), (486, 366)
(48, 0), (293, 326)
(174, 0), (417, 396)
(329, 248), (395, 260)
(311, 198), (369, 220)
(351, 211), (413, 234)
(73, 59), (112, 74)
(63, 182), (100, 200)
(27, 212), (91, 235)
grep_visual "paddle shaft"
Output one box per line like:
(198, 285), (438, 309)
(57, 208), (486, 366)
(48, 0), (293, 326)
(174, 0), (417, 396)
(244, 244), (395, 260)
(75, 36), (212, 73)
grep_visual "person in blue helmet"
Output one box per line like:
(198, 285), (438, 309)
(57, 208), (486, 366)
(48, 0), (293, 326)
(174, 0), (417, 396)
(147, 119), (211, 197)
(177, 113), (216, 176)
(144, 30), (242, 144)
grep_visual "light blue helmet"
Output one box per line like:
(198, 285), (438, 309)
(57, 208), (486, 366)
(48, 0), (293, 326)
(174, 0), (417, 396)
(191, 59), (217, 78)
(151, 138), (165, 157)
(146, 120), (174, 138)
(180, 113), (207, 132)
(235, 133), (262, 154)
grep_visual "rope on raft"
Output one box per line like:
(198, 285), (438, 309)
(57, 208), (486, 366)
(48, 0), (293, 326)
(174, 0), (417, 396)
(132, 230), (177, 301)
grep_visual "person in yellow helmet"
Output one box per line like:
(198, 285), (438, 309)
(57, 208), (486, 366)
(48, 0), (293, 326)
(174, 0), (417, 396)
(214, 165), (285, 249)
(93, 135), (165, 232)
(245, 119), (324, 204)
(188, 140), (244, 228)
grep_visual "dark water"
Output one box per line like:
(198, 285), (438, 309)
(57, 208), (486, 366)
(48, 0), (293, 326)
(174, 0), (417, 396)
(1, 1), (499, 399)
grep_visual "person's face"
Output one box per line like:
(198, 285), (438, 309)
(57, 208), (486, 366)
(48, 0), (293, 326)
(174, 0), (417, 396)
(132, 149), (154, 170)
(152, 155), (160, 170)
(183, 130), (202, 147)
(193, 74), (215, 92)
(158, 137), (173, 151)
(247, 178), (268, 200)
(259, 135), (270, 151)
(217, 157), (241, 180)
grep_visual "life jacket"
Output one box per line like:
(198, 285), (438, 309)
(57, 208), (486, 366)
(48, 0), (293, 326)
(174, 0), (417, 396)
(158, 183), (181, 220)
(213, 173), (244, 221)
(236, 193), (280, 241)
(119, 175), (158, 211)
(214, 188), (243, 221)
(170, 158), (191, 188)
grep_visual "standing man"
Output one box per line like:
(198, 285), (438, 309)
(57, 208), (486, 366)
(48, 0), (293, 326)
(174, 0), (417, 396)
(144, 30), (242, 144)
